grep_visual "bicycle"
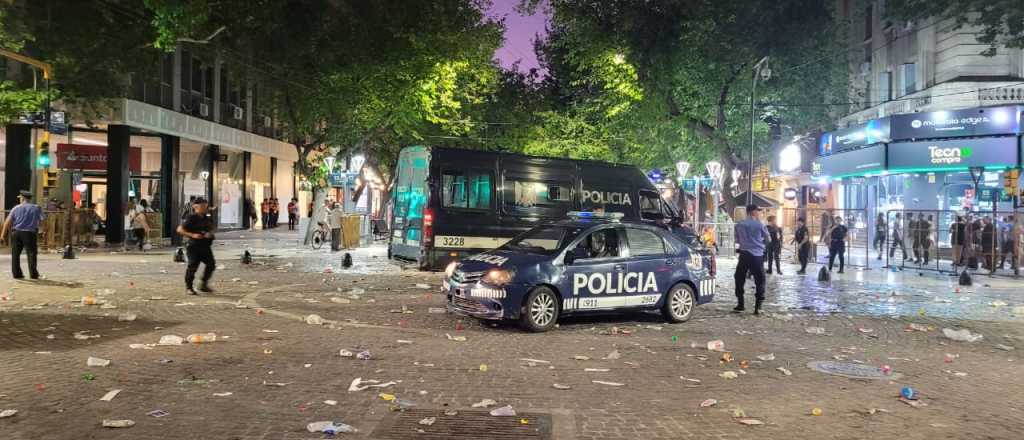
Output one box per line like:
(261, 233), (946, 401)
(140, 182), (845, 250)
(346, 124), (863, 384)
(311, 221), (329, 250)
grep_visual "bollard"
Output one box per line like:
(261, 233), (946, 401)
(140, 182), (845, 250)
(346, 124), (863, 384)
(342, 252), (353, 268)
(173, 247), (185, 263)
(241, 250), (253, 264)
(62, 244), (76, 259)
(958, 269), (972, 286)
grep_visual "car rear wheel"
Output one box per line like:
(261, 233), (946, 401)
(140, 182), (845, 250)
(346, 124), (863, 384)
(662, 283), (695, 323)
(520, 286), (559, 332)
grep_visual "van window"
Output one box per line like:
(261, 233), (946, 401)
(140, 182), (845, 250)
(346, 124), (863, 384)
(639, 191), (663, 217)
(626, 228), (667, 256)
(442, 171), (491, 210)
(509, 180), (571, 208)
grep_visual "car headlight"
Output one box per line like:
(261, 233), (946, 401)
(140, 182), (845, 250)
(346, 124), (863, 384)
(445, 261), (459, 279)
(483, 268), (514, 286)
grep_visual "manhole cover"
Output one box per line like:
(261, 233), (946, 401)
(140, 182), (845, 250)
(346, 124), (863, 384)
(807, 361), (902, 380)
(370, 408), (552, 440)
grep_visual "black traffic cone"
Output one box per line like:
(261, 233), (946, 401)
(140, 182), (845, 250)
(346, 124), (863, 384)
(173, 247), (185, 263)
(342, 252), (353, 268)
(958, 269), (972, 286)
(62, 244), (76, 259)
(241, 250), (253, 265)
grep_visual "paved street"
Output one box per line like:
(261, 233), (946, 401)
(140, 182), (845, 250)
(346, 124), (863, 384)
(1, 230), (1022, 440)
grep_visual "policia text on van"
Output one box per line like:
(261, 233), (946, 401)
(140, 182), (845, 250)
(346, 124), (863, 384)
(388, 146), (680, 270)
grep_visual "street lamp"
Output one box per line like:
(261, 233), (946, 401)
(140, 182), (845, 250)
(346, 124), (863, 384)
(324, 155), (337, 171)
(748, 56), (770, 205)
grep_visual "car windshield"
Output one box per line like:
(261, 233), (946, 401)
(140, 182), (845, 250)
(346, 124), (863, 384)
(500, 225), (582, 255)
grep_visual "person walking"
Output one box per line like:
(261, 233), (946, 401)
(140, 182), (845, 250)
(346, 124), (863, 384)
(951, 215), (966, 269)
(981, 216), (997, 273)
(328, 202), (345, 251)
(765, 215), (782, 275)
(920, 214), (933, 265)
(247, 199), (258, 231)
(287, 198), (299, 230)
(130, 200), (152, 251)
(270, 198), (280, 228)
(907, 213), (921, 264)
(177, 197), (217, 295)
(793, 217), (811, 274)
(999, 216), (1014, 270)
(873, 213), (886, 260)
(733, 205), (770, 315)
(1, 191), (45, 279)
(827, 215), (848, 273)
(260, 198), (270, 229)
(888, 212), (907, 261)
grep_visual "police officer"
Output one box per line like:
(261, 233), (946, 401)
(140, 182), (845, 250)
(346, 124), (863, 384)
(733, 204), (770, 315)
(793, 217), (811, 274)
(1, 190), (45, 279)
(177, 197), (217, 295)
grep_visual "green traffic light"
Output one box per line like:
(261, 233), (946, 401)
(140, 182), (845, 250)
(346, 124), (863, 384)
(38, 153), (50, 167)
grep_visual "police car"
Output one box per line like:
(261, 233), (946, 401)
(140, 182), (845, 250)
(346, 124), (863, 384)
(444, 212), (716, 332)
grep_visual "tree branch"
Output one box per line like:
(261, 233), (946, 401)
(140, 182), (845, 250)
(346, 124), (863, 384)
(717, 63), (747, 130)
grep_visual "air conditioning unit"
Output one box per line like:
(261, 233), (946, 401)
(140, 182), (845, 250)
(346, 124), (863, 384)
(199, 103), (210, 117)
(232, 106), (244, 120)
(860, 62), (871, 76)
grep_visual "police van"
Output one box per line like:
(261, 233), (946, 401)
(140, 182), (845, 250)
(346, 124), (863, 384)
(388, 146), (679, 270)
(444, 212), (716, 332)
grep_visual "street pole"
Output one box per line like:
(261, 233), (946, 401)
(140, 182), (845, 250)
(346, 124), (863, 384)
(748, 56), (769, 206)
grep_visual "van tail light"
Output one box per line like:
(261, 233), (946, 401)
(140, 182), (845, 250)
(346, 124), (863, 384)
(709, 252), (717, 277)
(423, 208), (434, 247)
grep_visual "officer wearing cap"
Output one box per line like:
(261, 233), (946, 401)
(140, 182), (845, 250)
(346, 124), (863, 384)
(177, 197), (217, 295)
(733, 204), (770, 315)
(1, 190), (46, 279)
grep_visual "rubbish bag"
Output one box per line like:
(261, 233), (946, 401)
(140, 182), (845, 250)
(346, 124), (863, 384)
(817, 266), (831, 282)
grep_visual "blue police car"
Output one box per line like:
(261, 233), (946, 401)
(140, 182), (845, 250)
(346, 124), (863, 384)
(444, 212), (716, 332)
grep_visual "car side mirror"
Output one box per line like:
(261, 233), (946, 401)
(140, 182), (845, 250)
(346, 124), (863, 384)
(564, 251), (576, 266)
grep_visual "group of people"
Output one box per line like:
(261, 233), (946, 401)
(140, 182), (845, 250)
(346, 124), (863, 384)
(246, 197), (300, 231)
(126, 198), (155, 251)
(873, 212), (934, 265)
(949, 214), (1021, 274)
(757, 212), (849, 275)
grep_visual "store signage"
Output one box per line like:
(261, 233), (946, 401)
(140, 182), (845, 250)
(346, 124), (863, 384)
(891, 105), (1021, 140)
(888, 137), (1018, 171)
(56, 143), (142, 172)
(823, 118), (891, 155)
(812, 144), (886, 178)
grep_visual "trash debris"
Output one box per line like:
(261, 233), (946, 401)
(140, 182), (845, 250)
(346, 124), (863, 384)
(881, 365), (892, 375)
(99, 390), (121, 401)
(212, 392), (233, 397)
(990, 300), (1008, 307)
(573, 355), (591, 361)
(419, 417), (437, 426)
(898, 397), (927, 408)
(737, 418), (764, 426)
(720, 371), (738, 379)
(81, 296), (100, 306)
(706, 340), (725, 351)
(186, 333), (217, 343)
(158, 335), (184, 345)
(520, 358), (551, 364)
(73, 331), (100, 340)
(247, 281), (259, 285)
(307, 421), (357, 434)
(117, 313), (137, 322)
(605, 350), (621, 360)
(304, 314), (324, 325)
(900, 387), (917, 400)
(415, 283), (432, 289)
(756, 353), (775, 361)
(679, 376), (702, 383)
(471, 398), (498, 408)
(339, 350), (354, 357)
(584, 368), (610, 372)
(700, 399), (718, 408)
(102, 419), (135, 428)
(490, 405), (516, 417)
(857, 328), (873, 333)
(479, 364), (488, 372)
(445, 333), (467, 342)
(552, 384), (572, 390)
(944, 354), (958, 363)
(805, 327), (825, 334)
(445, 409), (459, 416)
(330, 297), (351, 304)
(87, 357), (111, 367)
(0, 409), (17, 418)
(592, 380), (625, 386)
(261, 381), (291, 387)
(428, 307), (446, 314)
(942, 328), (983, 343)
(397, 340), (413, 345)
(906, 323), (930, 332)
(147, 410), (169, 418)
(82, 373), (96, 381)
(811, 408), (823, 416)
(995, 344), (1015, 351)
(348, 378), (397, 392)
(720, 352), (734, 363)
(356, 351), (372, 360)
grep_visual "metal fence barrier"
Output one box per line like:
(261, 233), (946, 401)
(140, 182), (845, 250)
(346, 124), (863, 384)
(882, 209), (1022, 277)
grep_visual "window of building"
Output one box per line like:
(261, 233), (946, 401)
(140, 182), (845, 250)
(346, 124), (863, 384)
(180, 50), (192, 92)
(442, 171), (491, 210)
(626, 228), (666, 256)
(864, 4), (873, 40)
(863, 79), (872, 109)
(901, 63), (917, 96)
(191, 58), (203, 94)
(880, 71), (892, 102)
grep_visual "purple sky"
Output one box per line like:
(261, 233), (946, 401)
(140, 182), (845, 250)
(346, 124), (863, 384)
(487, 0), (549, 74)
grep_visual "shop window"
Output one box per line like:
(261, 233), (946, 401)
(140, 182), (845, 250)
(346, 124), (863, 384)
(442, 171), (491, 210)
(901, 63), (917, 96)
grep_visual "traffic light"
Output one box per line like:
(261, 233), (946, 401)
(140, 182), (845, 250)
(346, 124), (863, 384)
(37, 141), (51, 168)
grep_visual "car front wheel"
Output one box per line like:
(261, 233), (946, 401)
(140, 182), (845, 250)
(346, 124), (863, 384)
(662, 283), (695, 323)
(520, 286), (560, 332)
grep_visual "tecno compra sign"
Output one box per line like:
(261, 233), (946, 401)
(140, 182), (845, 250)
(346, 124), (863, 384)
(888, 137), (1018, 171)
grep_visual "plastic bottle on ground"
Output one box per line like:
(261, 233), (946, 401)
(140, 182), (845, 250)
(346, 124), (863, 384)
(186, 333), (217, 343)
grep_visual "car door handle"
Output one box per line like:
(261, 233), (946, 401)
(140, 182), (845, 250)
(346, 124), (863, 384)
(665, 259), (675, 266)
(613, 264), (626, 272)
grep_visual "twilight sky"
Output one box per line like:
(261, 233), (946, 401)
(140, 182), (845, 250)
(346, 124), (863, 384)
(486, 0), (549, 74)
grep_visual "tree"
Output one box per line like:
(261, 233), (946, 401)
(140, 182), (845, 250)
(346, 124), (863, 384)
(526, 0), (849, 215)
(887, 0), (1024, 55)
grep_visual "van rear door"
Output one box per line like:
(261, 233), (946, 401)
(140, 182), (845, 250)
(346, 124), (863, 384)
(390, 146), (430, 261)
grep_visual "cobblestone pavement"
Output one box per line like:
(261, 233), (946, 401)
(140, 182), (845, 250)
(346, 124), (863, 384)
(1, 230), (1022, 440)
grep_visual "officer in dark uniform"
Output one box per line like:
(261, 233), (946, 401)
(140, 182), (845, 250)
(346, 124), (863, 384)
(177, 197), (217, 295)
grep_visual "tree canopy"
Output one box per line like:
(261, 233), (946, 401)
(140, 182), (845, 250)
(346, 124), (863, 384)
(887, 0), (1024, 55)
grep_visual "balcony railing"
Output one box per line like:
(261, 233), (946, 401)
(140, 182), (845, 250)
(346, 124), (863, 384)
(979, 85), (1024, 103)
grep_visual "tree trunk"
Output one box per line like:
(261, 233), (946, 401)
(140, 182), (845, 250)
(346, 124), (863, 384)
(302, 187), (327, 246)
